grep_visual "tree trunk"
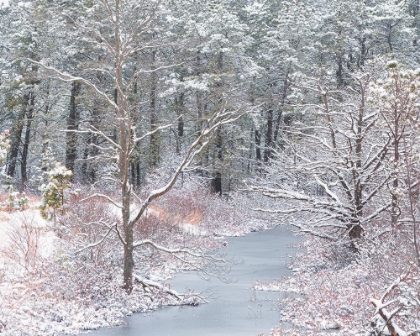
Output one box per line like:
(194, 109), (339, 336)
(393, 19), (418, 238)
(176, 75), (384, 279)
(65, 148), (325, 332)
(88, 102), (100, 183)
(20, 91), (35, 189)
(352, 81), (364, 238)
(81, 135), (90, 181)
(149, 49), (159, 167)
(273, 70), (290, 144)
(264, 108), (273, 162)
(175, 92), (185, 154)
(40, 81), (51, 172)
(212, 172), (222, 195)
(387, 23), (394, 52)
(123, 218), (134, 293)
(131, 162), (137, 187)
(336, 52), (344, 87)
(255, 129), (262, 161)
(136, 163), (141, 186)
(391, 88), (401, 228)
(65, 81), (81, 175)
(273, 111), (283, 144)
(7, 96), (28, 178)
(348, 223), (363, 240)
(358, 36), (367, 68)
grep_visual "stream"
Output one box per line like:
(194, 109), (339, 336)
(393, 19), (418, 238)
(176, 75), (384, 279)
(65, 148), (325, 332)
(92, 226), (301, 336)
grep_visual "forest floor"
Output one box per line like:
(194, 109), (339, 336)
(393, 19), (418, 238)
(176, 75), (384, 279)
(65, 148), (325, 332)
(0, 186), (270, 335)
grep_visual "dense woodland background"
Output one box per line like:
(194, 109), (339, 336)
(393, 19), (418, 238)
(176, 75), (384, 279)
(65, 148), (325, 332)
(0, 0), (417, 195)
(1, 0), (420, 334)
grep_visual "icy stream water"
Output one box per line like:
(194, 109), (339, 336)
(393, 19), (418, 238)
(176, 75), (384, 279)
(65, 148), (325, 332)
(92, 226), (301, 336)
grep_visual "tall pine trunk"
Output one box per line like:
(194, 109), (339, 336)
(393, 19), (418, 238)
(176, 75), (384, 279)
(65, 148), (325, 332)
(20, 91), (35, 189)
(264, 109), (273, 162)
(7, 96), (28, 178)
(66, 81), (81, 175)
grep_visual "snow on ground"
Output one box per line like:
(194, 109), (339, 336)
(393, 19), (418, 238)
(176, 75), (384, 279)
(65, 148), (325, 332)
(0, 209), (53, 273)
(254, 233), (420, 335)
(0, 188), (268, 335)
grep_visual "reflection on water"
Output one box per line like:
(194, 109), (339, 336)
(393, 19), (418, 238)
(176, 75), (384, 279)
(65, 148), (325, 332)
(91, 226), (301, 336)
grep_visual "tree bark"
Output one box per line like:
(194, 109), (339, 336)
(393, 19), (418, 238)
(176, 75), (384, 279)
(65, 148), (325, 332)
(255, 129), (262, 161)
(264, 108), (273, 162)
(149, 48), (159, 167)
(87, 101), (101, 183)
(7, 96), (28, 178)
(175, 92), (185, 154)
(20, 91), (35, 189)
(65, 81), (81, 175)
(336, 52), (344, 87)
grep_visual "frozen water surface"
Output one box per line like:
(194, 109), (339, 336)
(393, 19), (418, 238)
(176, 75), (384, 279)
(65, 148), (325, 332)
(92, 226), (301, 336)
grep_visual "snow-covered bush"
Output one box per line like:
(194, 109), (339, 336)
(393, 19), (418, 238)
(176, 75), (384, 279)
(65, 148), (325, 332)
(56, 189), (121, 263)
(0, 130), (10, 165)
(2, 186), (29, 212)
(39, 162), (73, 220)
(256, 229), (420, 335)
(0, 130), (11, 186)
(369, 269), (420, 336)
(1, 213), (42, 274)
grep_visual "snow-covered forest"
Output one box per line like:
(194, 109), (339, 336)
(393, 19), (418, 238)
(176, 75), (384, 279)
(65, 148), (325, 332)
(0, 0), (420, 335)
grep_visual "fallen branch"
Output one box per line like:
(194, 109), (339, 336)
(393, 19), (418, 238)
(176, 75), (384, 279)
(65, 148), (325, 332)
(133, 274), (205, 306)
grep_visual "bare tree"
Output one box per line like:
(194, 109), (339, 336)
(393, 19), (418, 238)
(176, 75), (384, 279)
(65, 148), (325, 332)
(371, 63), (420, 262)
(30, 0), (246, 293)
(251, 74), (391, 246)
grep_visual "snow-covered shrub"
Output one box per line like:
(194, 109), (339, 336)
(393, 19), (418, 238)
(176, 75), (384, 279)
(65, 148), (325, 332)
(0, 130), (11, 186)
(1, 186), (30, 212)
(0, 130), (10, 165)
(39, 162), (73, 220)
(154, 182), (264, 238)
(56, 189), (121, 264)
(256, 228), (420, 335)
(1, 213), (41, 274)
(369, 269), (420, 336)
